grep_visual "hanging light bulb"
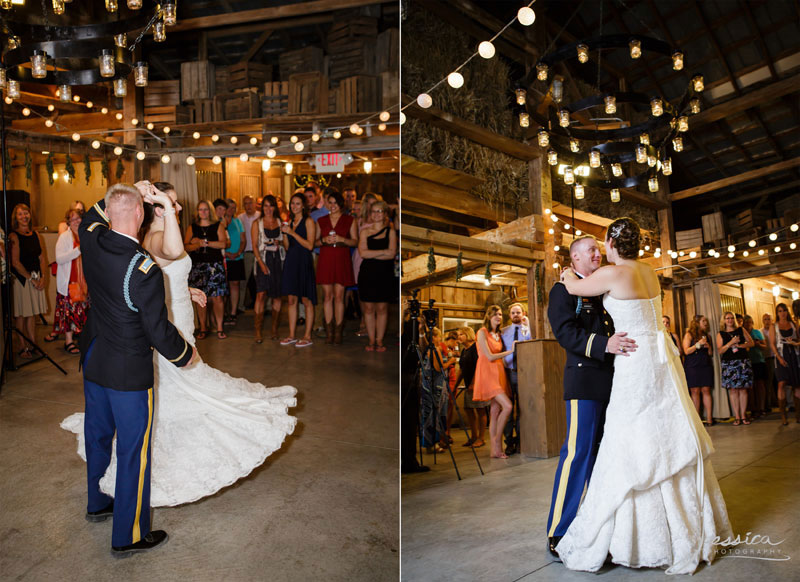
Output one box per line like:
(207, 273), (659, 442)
(133, 61), (148, 87)
(332, 130), (341, 139)
(537, 129), (549, 147)
(364, 160), (373, 174)
(212, 155), (221, 165)
(551, 78), (563, 103)
(610, 189), (621, 202)
(672, 51), (684, 70)
(153, 20), (166, 42)
(105, 0), (118, 13)
(791, 242), (798, 250)
(100, 107), (108, 114)
(211, 134), (219, 142)
(517, 6), (536, 25)
(742, 250), (749, 257)
(127, 0), (143, 8)
(677, 116), (689, 132)
(136, 151), (146, 160)
(629, 39), (642, 59)
(185, 155), (195, 166)
(558, 109), (570, 128)
(239, 153), (249, 162)
(564, 167), (574, 185)
(52, 0), (65, 14)
(162, 1), (177, 26)
(547, 149), (558, 166)
(416, 93), (432, 108)
(266, 148), (276, 158)
(639, 133), (650, 146)
(519, 112), (530, 127)
(478, 41), (495, 59)
(569, 139), (580, 153)
(249, 136), (258, 145)
(349, 124), (360, 135)
(31, 50), (48, 79)
(45, 119), (54, 127)
(230, 136), (238, 144)
(399, 111), (406, 124)
(672, 136), (683, 152)
(294, 142), (304, 152)
(769, 232), (778, 241)
(447, 72), (464, 88)
(662, 157), (672, 175)
(577, 44), (589, 63)
(58, 84), (71, 102)
(635, 144), (647, 164)
(692, 74), (704, 92)
(650, 97), (663, 117)
(589, 150), (601, 168)
(748, 240), (756, 247)
(311, 133), (320, 142)
(647, 155), (656, 167)
(791, 224), (799, 232)
(91, 140), (101, 149)
(114, 33), (127, 48)
(574, 184), (584, 199)
(289, 135), (298, 143)
(114, 146), (123, 156)
(73, 94), (80, 102)
(99, 49), (115, 78)
(758, 249), (765, 256)
(113, 78), (127, 97)
(378, 123), (387, 131)
(611, 163), (623, 177)
(161, 154), (170, 164)
(379, 111), (390, 122)
(773, 286), (781, 297)
(146, 122), (154, 130)
(285, 162), (293, 174)
(86, 100), (94, 109)
(536, 63), (548, 81)
(648, 176), (659, 192)
(192, 131), (200, 139)
(6, 35), (20, 50)
(5, 79), (19, 100)
(163, 126), (171, 134)
(21, 107), (30, 116)
(71, 132), (81, 141)
(604, 94), (616, 115)
(261, 159), (270, 172)
(515, 88), (527, 106)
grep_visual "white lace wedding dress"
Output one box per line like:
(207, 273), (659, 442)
(556, 296), (732, 575)
(61, 254), (297, 507)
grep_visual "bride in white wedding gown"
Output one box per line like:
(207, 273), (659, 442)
(62, 183), (297, 507)
(556, 217), (732, 575)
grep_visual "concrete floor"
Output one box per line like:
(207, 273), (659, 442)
(402, 416), (800, 581)
(0, 313), (398, 582)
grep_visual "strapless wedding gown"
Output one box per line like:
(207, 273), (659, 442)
(61, 254), (297, 507)
(556, 296), (732, 575)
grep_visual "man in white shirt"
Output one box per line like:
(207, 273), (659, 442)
(500, 303), (532, 455)
(236, 195), (260, 312)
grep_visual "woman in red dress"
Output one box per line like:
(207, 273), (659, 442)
(316, 189), (358, 344)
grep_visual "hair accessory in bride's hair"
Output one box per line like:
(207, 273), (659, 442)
(610, 223), (625, 239)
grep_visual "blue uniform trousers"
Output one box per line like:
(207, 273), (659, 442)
(546, 399), (606, 538)
(84, 346), (155, 547)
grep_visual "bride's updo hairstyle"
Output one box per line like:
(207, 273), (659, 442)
(606, 217), (641, 259)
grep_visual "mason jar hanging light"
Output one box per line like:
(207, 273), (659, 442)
(558, 109), (570, 128)
(537, 129), (549, 148)
(114, 77), (127, 97)
(99, 49), (115, 78)
(611, 163), (623, 177)
(629, 39), (642, 59)
(604, 95), (616, 115)
(574, 184), (584, 199)
(515, 88), (527, 106)
(105, 0), (118, 13)
(536, 63), (548, 81)
(547, 149), (558, 166)
(672, 51), (684, 70)
(30, 50), (48, 79)
(610, 189), (620, 202)
(689, 98), (701, 114)
(519, 112), (530, 128)
(7, 79), (20, 100)
(639, 133), (650, 145)
(677, 116), (689, 132)
(569, 139), (580, 153)
(648, 176), (659, 192)
(662, 157), (672, 175)
(672, 136), (683, 152)
(589, 150), (601, 168)
(133, 61), (148, 87)
(564, 166), (575, 185)
(153, 20), (166, 42)
(650, 97), (663, 117)
(692, 74), (704, 92)
(577, 44), (589, 64)
(162, 1), (177, 26)
(635, 144), (647, 164)
(59, 84), (71, 102)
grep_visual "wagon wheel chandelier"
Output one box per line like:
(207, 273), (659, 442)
(517, 32), (704, 202)
(0, 1), (178, 101)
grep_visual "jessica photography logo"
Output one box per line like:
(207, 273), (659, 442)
(715, 532), (791, 562)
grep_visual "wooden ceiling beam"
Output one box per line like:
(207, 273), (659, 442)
(203, 15), (333, 39)
(403, 224), (542, 264)
(671, 157), (800, 201)
(239, 30), (275, 63)
(402, 174), (518, 223)
(401, 200), (493, 230)
(692, 179), (800, 213)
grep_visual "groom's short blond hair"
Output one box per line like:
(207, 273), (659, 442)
(569, 235), (598, 255)
(105, 183), (142, 215)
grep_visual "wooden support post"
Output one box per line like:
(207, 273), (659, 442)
(123, 65), (144, 182)
(529, 156), (556, 339)
(656, 178), (676, 321)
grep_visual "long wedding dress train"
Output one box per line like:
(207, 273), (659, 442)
(62, 254), (297, 507)
(556, 296), (732, 575)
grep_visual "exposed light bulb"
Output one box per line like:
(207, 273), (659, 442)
(416, 93), (432, 108)
(136, 151), (146, 160)
(378, 123), (387, 131)
(333, 130), (342, 139)
(72, 132), (81, 141)
(161, 154), (170, 164)
(399, 112), (406, 124)
(447, 72), (464, 88)
(267, 149), (276, 158)
(517, 6), (535, 26)
(285, 162), (293, 174)
(230, 136), (238, 144)
(193, 131), (200, 139)
(294, 142), (304, 151)
(211, 134), (219, 142)
(364, 160), (373, 174)
(48, 104), (55, 112)
(270, 136), (279, 144)
(45, 119), (54, 127)
(114, 146), (123, 156)
(250, 137), (258, 145)
(186, 155), (195, 166)
(22, 107), (30, 116)
(290, 135), (298, 143)
(131, 118), (139, 126)
(163, 126), (170, 134)
(115, 112), (123, 120)
(212, 155), (221, 165)
(146, 122), (154, 130)
(478, 41), (495, 59)
(769, 232), (778, 241)
(91, 140), (101, 149)
(239, 153), (249, 162)
(261, 159), (270, 172)
(379, 111), (390, 122)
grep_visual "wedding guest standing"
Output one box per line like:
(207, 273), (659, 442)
(500, 303), (531, 455)
(316, 188), (358, 345)
(280, 193), (316, 348)
(223, 198), (246, 324)
(357, 201), (396, 352)
(717, 311), (755, 425)
(57, 200), (85, 234)
(761, 313), (777, 411)
(683, 315), (714, 425)
(184, 200), (229, 339)
(744, 315), (768, 420)
(473, 305), (514, 459)
(9, 204), (48, 359)
(454, 327), (487, 448)
(253, 195), (284, 343)
(353, 192), (382, 338)
(768, 303), (800, 425)
(237, 195), (261, 312)
(663, 315), (683, 356)
(54, 207), (89, 355)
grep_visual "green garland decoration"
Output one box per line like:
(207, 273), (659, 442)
(484, 262), (492, 283)
(3, 149), (11, 184)
(426, 247), (436, 283)
(24, 148), (31, 185)
(455, 251), (463, 281)
(83, 154), (92, 185)
(115, 158), (124, 180)
(46, 152), (55, 185)
(535, 263), (543, 305)
(101, 156), (109, 184)
(293, 174), (330, 189)
(65, 153), (75, 183)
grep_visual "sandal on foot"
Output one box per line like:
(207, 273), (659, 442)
(44, 332), (59, 342)
(742, 418), (751, 425)
(280, 337), (297, 346)
(65, 342), (80, 355)
(375, 344), (387, 352)
(365, 344), (375, 352)
(295, 339), (313, 348)
(490, 452), (509, 459)
(216, 331), (227, 339)
(733, 419), (741, 426)
(19, 348), (33, 359)
(471, 440), (486, 448)
(462, 439), (475, 447)
(196, 331), (208, 340)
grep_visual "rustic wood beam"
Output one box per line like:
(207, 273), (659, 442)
(693, 179), (800, 213)
(169, 0), (385, 33)
(402, 174), (518, 223)
(402, 225), (541, 264)
(401, 200), (492, 230)
(239, 30), (275, 63)
(402, 95), (541, 161)
(670, 157), (800, 201)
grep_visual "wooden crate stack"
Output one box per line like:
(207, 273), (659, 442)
(145, 105), (191, 126)
(327, 17), (377, 84)
(675, 228), (704, 250)
(335, 75), (379, 114)
(215, 67), (229, 95)
(228, 62), (272, 91)
(214, 89), (260, 121)
(278, 46), (325, 82)
(375, 28), (398, 73)
(144, 80), (180, 108)
(180, 60), (215, 101)
(701, 212), (725, 244)
(187, 99), (213, 124)
(288, 72), (328, 115)
(380, 71), (399, 111)
(263, 81), (289, 116)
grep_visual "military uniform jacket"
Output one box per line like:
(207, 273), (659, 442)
(548, 282), (615, 401)
(78, 200), (192, 391)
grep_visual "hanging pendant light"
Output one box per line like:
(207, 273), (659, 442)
(611, 163), (623, 177)
(113, 77), (127, 97)
(127, 0), (143, 8)
(610, 189), (620, 202)
(134, 61), (149, 87)
(647, 155), (656, 167)
(536, 63), (548, 81)
(558, 109), (570, 128)
(677, 116), (689, 132)
(162, 1), (177, 26)
(547, 149), (558, 166)
(574, 184), (584, 199)
(30, 50), (48, 79)
(153, 20), (166, 42)
(650, 97), (663, 117)
(552, 78), (564, 103)
(662, 158), (672, 175)
(639, 133), (650, 145)
(515, 88), (527, 105)
(689, 98), (701, 114)
(569, 139), (580, 153)
(672, 51), (684, 70)
(519, 112), (530, 127)
(106, 0), (118, 13)
(604, 95), (616, 115)
(692, 75), (704, 92)
(635, 144), (647, 164)
(59, 84), (71, 102)
(114, 33), (127, 48)
(537, 129), (549, 147)
(564, 167), (575, 185)
(577, 44), (589, 63)
(7, 79), (20, 100)
(52, 0), (66, 15)
(648, 176), (659, 192)
(589, 150), (601, 168)
(629, 39), (642, 59)
(672, 136), (684, 152)
(99, 49), (115, 78)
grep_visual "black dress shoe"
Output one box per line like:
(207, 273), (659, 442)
(548, 536), (562, 562)
(111, 530), (169, 558)
(85, 501), (114, 523)
(401, 464), (431, 474)
(505, 444), (518, 456)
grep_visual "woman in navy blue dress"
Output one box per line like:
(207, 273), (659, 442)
(279, 193), (316, 348)
(683, 315), (714, 425)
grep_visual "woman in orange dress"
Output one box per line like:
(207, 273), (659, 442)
(474, 305), (515, 459)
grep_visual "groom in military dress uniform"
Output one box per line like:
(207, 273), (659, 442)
(79, 183), (196, 557)
(545, 235), (637, 559)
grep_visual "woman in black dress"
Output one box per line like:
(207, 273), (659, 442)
(279, 193), (317, 348)
(252, 195), (284, 343)
(717, 311), (755, 425)
(768, 302), (800, 425)
(357, 201), (397, 351)
(683, 315), (714, 425)
(184, 200), (229, 339)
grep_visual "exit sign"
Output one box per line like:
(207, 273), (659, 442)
(314, 153), (345, 173)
